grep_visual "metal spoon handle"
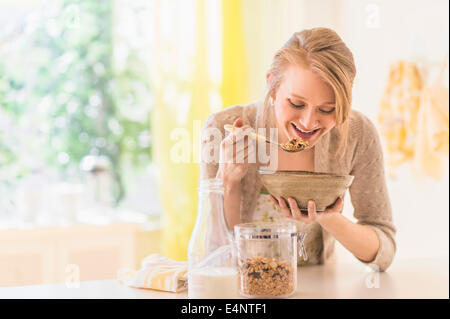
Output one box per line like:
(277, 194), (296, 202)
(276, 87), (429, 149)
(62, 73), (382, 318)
(224, 124), (305, 153)
(224, 124), (273, 144)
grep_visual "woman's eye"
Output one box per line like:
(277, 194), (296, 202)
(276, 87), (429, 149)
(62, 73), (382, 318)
(288, 99), (305, 109)
(319, 108), (335, 114)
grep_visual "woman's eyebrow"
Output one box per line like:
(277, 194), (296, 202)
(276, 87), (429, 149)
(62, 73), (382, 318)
(291, 93), (308, 100)
(290, 93), (335, 105)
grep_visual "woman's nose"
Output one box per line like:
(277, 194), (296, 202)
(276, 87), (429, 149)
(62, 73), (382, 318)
(299, 108), (318, 130)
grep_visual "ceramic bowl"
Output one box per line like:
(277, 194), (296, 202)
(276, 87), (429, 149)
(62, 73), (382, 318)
(258, 169), (354, 212)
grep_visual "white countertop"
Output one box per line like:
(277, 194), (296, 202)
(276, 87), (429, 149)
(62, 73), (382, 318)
(1, 257), (448, 299)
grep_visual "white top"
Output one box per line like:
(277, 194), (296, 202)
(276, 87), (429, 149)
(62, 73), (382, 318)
(0, 257), (447, 299)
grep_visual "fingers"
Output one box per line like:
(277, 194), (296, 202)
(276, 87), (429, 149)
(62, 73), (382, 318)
(227, 118), (252, 141)
(269, 194), (278, 207)
(236, 142), (256, 163)
(222, 125), (251, 148)
(222, 134), (249, 152)
(274, 196), (293, 219)
(288, 198), (311, 223)
(269, 196), (344, 223)
(269, 195), (312, 222)
(233, 118), (243, 128)
(221, 137), (254, 163)
(307, 200), (318, 222)
(270, 195), (292, 218)
(221, 123), (255, 164)
(231, 126), (252, 144)
(326, 196), (344, 213)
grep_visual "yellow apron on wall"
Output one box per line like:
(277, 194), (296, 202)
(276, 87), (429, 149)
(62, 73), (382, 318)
(379, 58), (449, 180)
(378, 61), (423, 176)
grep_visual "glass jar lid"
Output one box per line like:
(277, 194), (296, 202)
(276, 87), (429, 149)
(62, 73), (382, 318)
(234, 221), (297, 239)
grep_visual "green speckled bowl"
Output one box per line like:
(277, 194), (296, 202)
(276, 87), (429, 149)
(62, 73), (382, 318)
(258, 169), (354, 212)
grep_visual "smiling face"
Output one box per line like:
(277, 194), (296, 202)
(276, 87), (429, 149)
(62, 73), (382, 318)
(269, 65), (337, 148)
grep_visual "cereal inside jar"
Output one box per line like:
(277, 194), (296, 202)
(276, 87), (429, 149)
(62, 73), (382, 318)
(234, 222), (307, 298)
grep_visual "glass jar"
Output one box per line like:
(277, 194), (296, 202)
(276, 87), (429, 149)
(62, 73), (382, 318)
(187, 178), (239, 299)
(234, 222), (307, 298)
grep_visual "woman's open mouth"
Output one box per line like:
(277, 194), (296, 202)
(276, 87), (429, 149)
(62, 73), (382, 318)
(291, 123), (320, 141)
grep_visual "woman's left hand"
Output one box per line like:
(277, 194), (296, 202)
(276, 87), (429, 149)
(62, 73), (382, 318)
(269, 195), (344, 225)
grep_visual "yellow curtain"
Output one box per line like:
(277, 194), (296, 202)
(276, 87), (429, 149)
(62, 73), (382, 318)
(221, 0), (248, 107)
(151, 0), (248, 260)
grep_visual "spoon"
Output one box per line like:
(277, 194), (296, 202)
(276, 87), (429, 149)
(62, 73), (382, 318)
(224, 124), (308, 153)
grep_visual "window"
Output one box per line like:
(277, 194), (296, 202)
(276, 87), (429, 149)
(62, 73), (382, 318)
(0, 0), (160, 225)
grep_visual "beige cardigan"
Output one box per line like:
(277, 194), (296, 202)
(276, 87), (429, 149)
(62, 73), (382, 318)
(200, 101), (396, 271)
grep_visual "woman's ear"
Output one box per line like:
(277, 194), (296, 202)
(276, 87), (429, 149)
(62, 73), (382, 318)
(266, 72), (273, 86)
(266, 72), (276, 101)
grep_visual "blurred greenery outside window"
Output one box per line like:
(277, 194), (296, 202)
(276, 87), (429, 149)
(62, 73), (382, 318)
(0, 0), (158, 215)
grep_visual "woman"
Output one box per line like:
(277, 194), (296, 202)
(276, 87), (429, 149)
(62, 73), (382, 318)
(200, 28), (396, 271)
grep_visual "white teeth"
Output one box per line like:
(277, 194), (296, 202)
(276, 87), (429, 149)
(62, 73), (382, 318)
(292, 123), (318, 134)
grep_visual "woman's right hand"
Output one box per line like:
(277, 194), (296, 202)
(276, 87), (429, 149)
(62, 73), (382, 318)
(216, 118), (256, 185)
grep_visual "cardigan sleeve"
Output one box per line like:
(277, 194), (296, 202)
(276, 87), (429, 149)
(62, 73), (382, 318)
(199, 113), (223, 180)
(349, 116), (397, 272)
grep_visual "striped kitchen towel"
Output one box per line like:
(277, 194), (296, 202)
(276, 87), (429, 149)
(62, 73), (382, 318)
(117, 254), (187, 292)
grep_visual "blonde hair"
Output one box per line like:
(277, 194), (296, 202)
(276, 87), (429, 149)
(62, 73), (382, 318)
(257, 27), (356, 157)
